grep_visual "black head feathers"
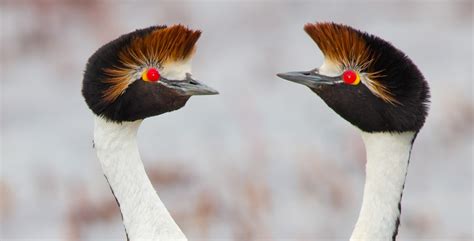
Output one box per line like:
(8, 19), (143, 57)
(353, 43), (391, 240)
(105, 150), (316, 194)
(82, 25), (204, 122)
(281, 22), (430, 133)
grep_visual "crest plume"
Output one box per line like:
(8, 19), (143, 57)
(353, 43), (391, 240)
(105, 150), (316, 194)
(304, 22), (398, 104)
(118, 24), (201, 67)
(83, 24), (202, 119)
(304, 22), (371, 69)
(102, 25), (201, 103)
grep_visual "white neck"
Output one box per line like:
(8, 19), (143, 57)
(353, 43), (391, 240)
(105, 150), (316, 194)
(93, 116), (187, 241)
(350, 131), (415, 241)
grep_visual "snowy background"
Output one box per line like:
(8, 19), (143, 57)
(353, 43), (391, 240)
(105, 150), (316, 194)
(1, 0), (472, 240)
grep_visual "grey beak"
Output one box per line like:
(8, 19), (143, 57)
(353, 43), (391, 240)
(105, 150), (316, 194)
(160, 73), (219, 96)
(277, 69), (342, 87)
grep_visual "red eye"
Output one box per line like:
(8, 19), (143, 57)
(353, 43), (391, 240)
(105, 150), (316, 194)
(142, 68), (160, 82)
(342, 70), (360, 85)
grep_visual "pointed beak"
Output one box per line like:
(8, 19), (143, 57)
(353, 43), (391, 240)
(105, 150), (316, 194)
(160, 73), (219, 96)
(277, 69), (342, 88)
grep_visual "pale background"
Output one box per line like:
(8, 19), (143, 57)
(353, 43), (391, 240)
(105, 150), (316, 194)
(0, 0), (472, 241)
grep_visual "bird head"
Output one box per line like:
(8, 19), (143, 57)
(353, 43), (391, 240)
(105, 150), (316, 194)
(82, 25), (218, 122)
(278, 22), (430, 133)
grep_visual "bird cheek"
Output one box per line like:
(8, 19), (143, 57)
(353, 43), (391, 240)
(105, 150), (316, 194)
(168, 96), (190, 111)
(310, 85), (327, 96)
(312, 84), (330, 92)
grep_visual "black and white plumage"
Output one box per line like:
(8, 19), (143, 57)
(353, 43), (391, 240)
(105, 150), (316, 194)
(82, 25), (217, 241)
(83, 25), (217, 122)
(277, 22), (430, 240)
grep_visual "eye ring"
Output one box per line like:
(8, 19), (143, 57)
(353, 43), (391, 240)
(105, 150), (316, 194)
(342, 70), (360, 85)
(142, 68), (160, 82)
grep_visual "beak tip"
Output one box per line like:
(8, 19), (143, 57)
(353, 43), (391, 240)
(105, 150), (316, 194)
(165, 77), (219, 96)
(192, 88), (219, 96)
(276, 72), (292, 81)
(276, 69), (336, 87)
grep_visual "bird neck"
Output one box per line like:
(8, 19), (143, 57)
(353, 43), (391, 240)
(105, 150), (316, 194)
(93, 116), (187, 241)
(350, 131), (415, 241)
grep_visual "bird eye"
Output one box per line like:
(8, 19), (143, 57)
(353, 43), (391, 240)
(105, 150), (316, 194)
(342, 70), (360, 85)
(142, 68), (160, 82)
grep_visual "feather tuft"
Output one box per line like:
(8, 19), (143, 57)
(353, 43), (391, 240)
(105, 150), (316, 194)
(102, 25), (201, 103)
(304, 22), (399, 104)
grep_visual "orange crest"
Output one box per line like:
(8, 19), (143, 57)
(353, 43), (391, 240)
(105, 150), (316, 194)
(304, 22), (399, 105)
(102, 25), (201, 103)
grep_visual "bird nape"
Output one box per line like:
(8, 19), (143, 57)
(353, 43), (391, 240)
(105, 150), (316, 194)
(277, 22), (430, 241)
(82, 25), (217, 241)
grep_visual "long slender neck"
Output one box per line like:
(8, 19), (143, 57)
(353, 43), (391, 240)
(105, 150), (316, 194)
(93, 116), (187, 241)
(350, 131), (415, 241)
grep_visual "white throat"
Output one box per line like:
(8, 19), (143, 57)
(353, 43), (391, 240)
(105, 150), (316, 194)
(93, 116), (187, 241)
(350, 131), (415, 241)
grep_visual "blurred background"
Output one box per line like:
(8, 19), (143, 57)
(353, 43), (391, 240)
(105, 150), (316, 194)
(1, 0), (472, 240)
